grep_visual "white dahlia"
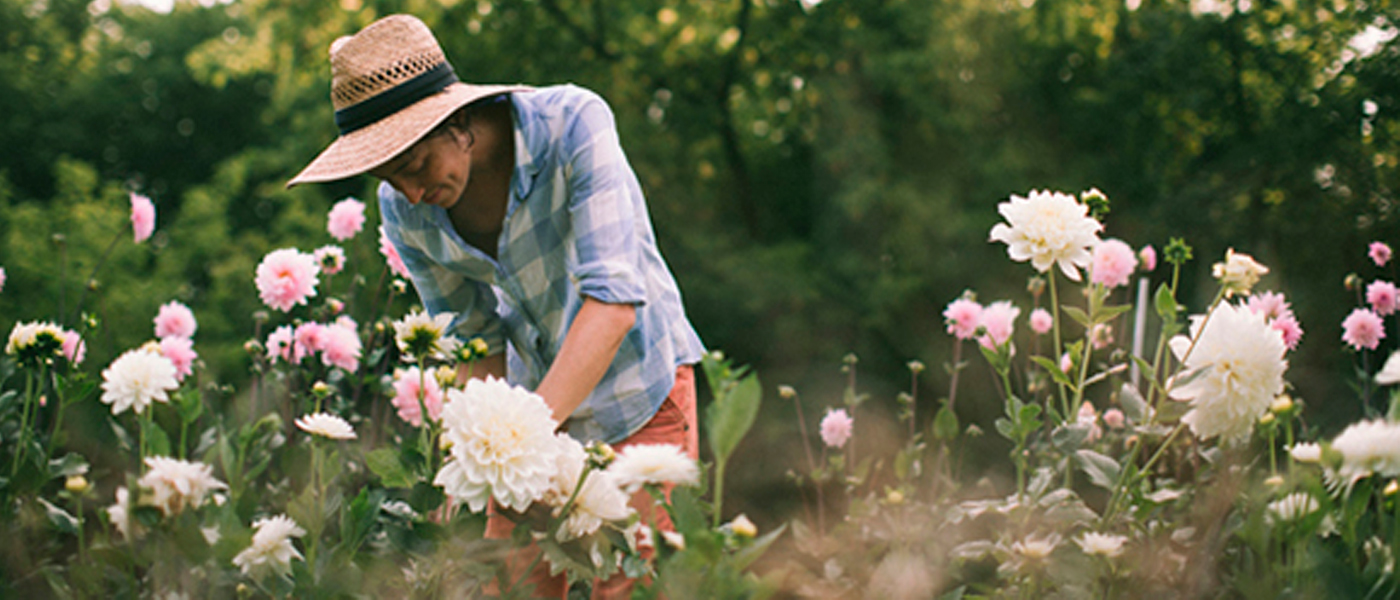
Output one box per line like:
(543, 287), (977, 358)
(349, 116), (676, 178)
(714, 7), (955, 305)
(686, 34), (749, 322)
(1211, 248), (1269, 297)
(988, 190), (1103, 281)
(1332, 419), (1400, 479)
(232, 514), (305, 577)
(294, 412), (356, 440)
(1268, 492), (1320, 524)
(545, 435), (632, 542)
(1168, 302), (1288, 445)
(1074, 532), (1128, 558)
(433, 376), (561, 512)
(138, 456), (227, 516)
(101, 347), (180, 415)
(606, 443), (700, 493)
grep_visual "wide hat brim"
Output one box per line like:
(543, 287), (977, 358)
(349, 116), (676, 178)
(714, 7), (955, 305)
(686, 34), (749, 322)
(287, 82), (530, 187)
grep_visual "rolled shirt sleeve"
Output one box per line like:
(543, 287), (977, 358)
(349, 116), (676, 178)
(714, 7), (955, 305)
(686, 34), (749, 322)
(562, 95), (647, 306)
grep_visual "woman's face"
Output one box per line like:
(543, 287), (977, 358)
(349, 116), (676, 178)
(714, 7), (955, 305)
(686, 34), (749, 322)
(371, 127), (473, 210)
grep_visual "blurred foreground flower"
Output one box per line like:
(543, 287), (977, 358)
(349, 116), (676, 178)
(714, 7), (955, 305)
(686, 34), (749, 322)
(139, 456), (227, 516)
(379, 226), (410, 278)
(1332, 419), (1400, 480)
(326, 197), (366, 241)
(1075, 532), (1127, 558)
(1169, 302), (1287, 445)
(391, 366), (444, 426)
(820, 408), (853, 449)
(153, 300), (197, 339)
(1090, 239), (1138, 288)
(100, 347), (179, 415)
(545, 434), (632, 542)
(232, 515), (305, 578)
(607, 443), (699, 493)
(988, 190), (1102, 281)
(1268, 492), (1320, 523)
(295, 412), (356, 440)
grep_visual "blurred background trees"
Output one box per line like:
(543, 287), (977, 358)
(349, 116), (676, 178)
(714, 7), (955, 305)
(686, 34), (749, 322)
(3, 0), (1399, 520)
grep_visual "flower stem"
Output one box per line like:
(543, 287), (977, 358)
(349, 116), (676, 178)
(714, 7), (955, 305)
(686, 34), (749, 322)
(1049, 273), (1069, 420)
(789, 390), (825, 536)
(70, 227), (126, 326)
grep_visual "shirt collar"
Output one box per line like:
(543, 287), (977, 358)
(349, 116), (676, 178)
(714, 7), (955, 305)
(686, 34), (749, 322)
(509, 92), (545, 201)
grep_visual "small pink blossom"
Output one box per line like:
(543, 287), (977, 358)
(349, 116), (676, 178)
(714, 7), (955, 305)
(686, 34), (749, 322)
(1077, 401), (1102, 443)
(1139, 245), (1157, 272)
(320, 322), (361, 372)
(391, 366), (444, 427)
(1029, 308), (1053, 335)
(327, 198), (366, 241)
(1060, 353), (1073, 375)
(314, 245), (346, 275)
(977, 301), (1020, 350)
(1368, 280), (1400, 316)
(158, 336), (198, 381)
(1091, 323), (1115, 350)
(61, 329), (85, 365)
(1090, 239), (1138, 288)
(1371, 242), (1393, 267)
(0, 267), (6, 292)
(1343, 308), (1386, 351)
(255, 249), (320, 312)
(130, 192), (156, 243)
(820, 408), (853, 449)
(379, 226), (410, 278)
(292, 322), (327, 363)
(1103, 408), (1125, 429)
(266, 326), (294, 363)
(153, 301), (197, 340)
(943, 298), (983, 341)
(1247, 291), (1293, 321)
(1272, 312), (1304, 351)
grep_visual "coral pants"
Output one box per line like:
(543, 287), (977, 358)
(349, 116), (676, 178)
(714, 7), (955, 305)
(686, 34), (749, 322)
(485, 365), (698, 599)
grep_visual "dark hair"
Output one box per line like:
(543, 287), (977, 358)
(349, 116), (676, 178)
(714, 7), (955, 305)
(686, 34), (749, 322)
(426, 94), (507, 147)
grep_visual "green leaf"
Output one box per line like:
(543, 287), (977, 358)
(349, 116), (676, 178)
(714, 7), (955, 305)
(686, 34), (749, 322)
(977, 343), (1009, 375)
(933, 404), (959, 440)
(144, 418), (172, 458)
(1075, 450), (1121, 490)
(47, 454), (88, 479)
(176, 389), (204, 426)
(1094, 303), (1135, 324)
(38, 498), (78, 535)
(732, 523), (787, 571)
(994, 417), (1015, 441)
(1030, 356), (1075, 389)
(1062, 306), (1092, 328)
(706, 371), (762, 465)
(1119, 382), (1151, 424)
(1389, 388), (1400, 423)
(407, 481), (444, 513)
(1050, 423), (1091, 451)
(366, 448), (416, 489)
(1154, 283), (1179, 322)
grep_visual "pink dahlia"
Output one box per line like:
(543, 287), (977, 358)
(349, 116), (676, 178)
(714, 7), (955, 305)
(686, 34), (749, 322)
(314, 245), (346, 275)
(130, 192), (156, 243)
(1029, 308), (1053, 335)
(1090, 239), (1138, 289)
(943, 298), (983, 340)
(1247, 291), (1293, 321)
(1272, 313), (1304, 351)
(1368, 280), (1400, 316)
(254, 249), (320, 312)
(266, 326), (294, 363)
(1103, 408), (1125, 429)
(1371, 242), (1393, 267)
(977, 301), (1020, 350)
(292, 322), (327, 364)
(1139, 245), (1157, 272)
(158, 336), (198, 382)
(153, 301), (197, 340)
(61, 329), (85, 365)
(1343, 308), (1386, 351)
(820, 408), (853, 449)
(391, 366), (444, 427)
(320, 322), (361, 372)
(379, 226), (410, 278)
(326, 197), (366, 241)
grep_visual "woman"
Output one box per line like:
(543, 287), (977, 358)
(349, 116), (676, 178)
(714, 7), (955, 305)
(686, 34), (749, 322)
(288, 14), (705, 598)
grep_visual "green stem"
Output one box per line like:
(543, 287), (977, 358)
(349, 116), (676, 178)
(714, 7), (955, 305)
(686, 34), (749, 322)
(11, 372), (36, 478)
(45, 368), (67, 466)
(713, 456), (728, 528)
(1049, 273), (1069, 420)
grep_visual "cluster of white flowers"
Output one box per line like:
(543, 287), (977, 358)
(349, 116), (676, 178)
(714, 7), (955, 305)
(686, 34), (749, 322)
(1168, 302), (1288, 445)
(138, 456), (227, 516)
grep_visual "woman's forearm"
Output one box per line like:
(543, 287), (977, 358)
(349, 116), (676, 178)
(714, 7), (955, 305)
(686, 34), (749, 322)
(535, 297), (636, 424)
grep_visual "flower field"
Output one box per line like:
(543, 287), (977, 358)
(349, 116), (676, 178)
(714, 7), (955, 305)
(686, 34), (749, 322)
(3, 186), (1400, 599)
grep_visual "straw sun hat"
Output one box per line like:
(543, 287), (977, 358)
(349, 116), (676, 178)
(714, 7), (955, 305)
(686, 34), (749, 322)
(288, 14), (529, 187)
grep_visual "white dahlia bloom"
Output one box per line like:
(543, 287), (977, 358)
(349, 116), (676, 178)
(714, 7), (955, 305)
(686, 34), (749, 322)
(606, 443), (700, 493)
(1074, 532), (1128, 558)
(988, 190), (1103, 281)
(1332, 419), (1400, 479)
(107, 486), (134, 539)
(1377, 350), (1400, 385)
(1268, 492), (1320, 524)
(101, 347), (180, 415)
(1212, 248), (1269, 297)
(1168, 302), (1288, 445)
(1289, 442), (1323, 463)
(232, 514), (305, 577)
(138, 456), (227, 516)
(294, 412), (356, 440)
(393, 309), (462, 362)
(433, 377), (561, 512)
(1012, 533), (1061, 561)
(545, 435), (633, 542)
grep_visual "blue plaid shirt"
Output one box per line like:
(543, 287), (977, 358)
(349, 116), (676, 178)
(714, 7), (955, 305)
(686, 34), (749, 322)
(379, 84), (705, 443)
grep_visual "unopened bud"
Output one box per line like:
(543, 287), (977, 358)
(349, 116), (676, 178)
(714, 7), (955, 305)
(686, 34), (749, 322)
(1345, 273), (1364, 292)
(1259, 413), (1276, 426)
(907, 360), (925, 374)
(1387, 480), (1400, 497)
(392, 279), (408, 294)
(885, 489), (905, 505)
(326, 298), (345, 315)
(777, 385), (796, 399)
(65, 475), (90, 494)
(312, 381), (331, 397)
(1264, 475), (1284, 487)
(1270, 395), (1294, 414)
(586, 440), (616, 468)
(1027, 276), (1047, 298)
(729, 514), (757, 538)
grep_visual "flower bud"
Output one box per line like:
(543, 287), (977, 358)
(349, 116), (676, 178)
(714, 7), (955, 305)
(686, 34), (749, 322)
(586, 440), (616, 468)
(325, 298), (345, 315)
(661, 530), (686, 550)
(244, 339), (264, 356)
(1345, 273), (1364, 292)
(1026, 276), (1047, 298)
(1258, 413), (1276, 426)
(1387, 480), (1400, 497)
(392, 279), (408, 294)
(1270, 395), (1294, 415)
(729, 514), (757, 538)
(885, 489), (905, 505)
(312, 381), (331, 397)
(907, 360), (926, 374)
(65, 475), (90, 494)
(1264, 475), (1284, 487)
(777, 385), (797, 399)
